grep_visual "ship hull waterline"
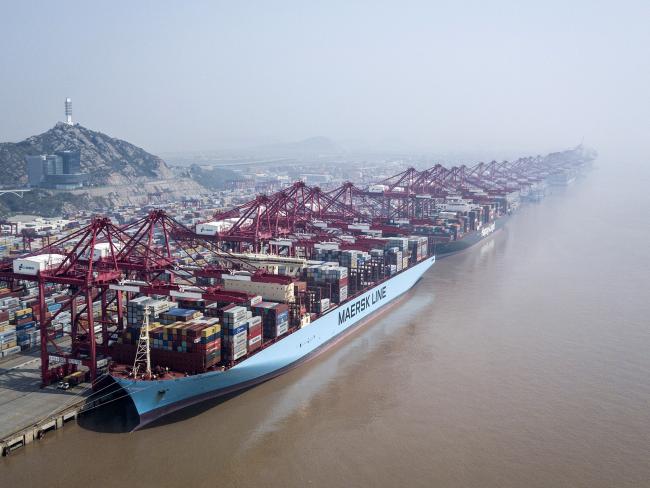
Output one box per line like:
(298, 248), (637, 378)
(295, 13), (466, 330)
(112, 255), (436, 430)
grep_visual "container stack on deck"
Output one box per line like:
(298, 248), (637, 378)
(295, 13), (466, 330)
(127, 297), (172, 326)
(149, 317), (221, 371)
(408, 236), (428, 264)
(160, 308), (203, 325)
(404, 197), (505, 245)
(222, 306), (249, 361)
(117, 305), (223, 374)
(247, 315), (263, 352)
(251, 302), (289, 340)
(303, 264), (349, 304)
(123, 297), (173, 345)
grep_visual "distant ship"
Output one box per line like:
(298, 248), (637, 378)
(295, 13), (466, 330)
(434, 213), (510, 257)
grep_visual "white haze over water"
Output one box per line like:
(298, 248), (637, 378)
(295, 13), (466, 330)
(1, 1), (648, 161)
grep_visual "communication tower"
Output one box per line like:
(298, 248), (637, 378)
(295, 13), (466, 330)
(65, 98), (73, 125)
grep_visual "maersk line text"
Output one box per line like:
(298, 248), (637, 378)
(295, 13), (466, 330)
(338, 286), (387, 325)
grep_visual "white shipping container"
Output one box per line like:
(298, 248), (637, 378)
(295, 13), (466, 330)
(348, 223), (370, 231)
(320, 298), (330, 312)
(247, 315), (262, 327)
(277, 322), (289, 336)
(233, 348), (247, 360)
(314, 242), (340, 251)
(223, 306), (248, 319)
(223, 279), (295, 303)
(85, 242), (122, 261)
(269, 239), (294, 247)
(13, 254), (66, 276)
(222, 274), (252, 282)
(196, 218), (250, 236)
(368, 184), (388, 193)
(1, 345), (21, 357)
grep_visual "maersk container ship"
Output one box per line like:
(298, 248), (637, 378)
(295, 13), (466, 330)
(111, 255), (435, 429)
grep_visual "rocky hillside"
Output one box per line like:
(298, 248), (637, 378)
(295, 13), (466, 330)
(0, 123), (173, 187)
(0, 189), (104, 219)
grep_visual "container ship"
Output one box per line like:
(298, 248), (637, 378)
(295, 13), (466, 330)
(424, 195), (513, 258)
(0, 145), (595, 429)
(110, 252), (435, 428)
(433, 214), (508, 257)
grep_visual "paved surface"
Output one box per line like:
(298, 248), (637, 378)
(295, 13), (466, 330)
(0, 351), (90, 439)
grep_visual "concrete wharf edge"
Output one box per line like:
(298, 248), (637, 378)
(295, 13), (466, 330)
(1, 393), (88, 456)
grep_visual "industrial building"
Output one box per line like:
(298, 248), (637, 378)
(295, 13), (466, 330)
(25, 150), (85, 190)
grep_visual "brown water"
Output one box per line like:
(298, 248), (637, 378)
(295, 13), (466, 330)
(3, 161), (650, 488)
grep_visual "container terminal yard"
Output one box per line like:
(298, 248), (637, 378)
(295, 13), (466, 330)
(0, 146), (594, 452)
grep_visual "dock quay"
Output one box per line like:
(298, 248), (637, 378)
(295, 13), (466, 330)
(0, 351), (91, 456)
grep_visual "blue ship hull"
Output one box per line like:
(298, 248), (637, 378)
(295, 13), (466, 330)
(113, 256), (436, 429)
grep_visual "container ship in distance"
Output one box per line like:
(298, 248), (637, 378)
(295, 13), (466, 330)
(425, 195), (512, 258)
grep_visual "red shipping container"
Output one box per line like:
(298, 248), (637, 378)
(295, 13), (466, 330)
(248, 323), (262, 337)
(248, 332), (262, 352)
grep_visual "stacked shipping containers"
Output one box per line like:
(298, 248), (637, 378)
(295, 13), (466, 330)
(160, 308), (203, 324)
(0, 318), (19, 358)
(247, 315), (262, 352)
(222, 306), (249, 361)
(149, 317), (221, 370)
(303, 265), (348, 304)
(13, 307), (37, 352)
(0, 295), (21, 357)
(251, 302), (289, 339)
(119, 302), (223, 373)
(121, 297), (173, 346)
(385, 247), (403, 271)
(127, 297), (172, 326)
(407, 236), (428, 264)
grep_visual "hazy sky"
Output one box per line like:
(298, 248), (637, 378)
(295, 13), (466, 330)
(1, 1), (648, 158)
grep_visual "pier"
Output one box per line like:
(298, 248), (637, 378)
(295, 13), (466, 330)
(0, 351), (90, 455)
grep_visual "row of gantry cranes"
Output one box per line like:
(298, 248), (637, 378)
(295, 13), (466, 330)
(0, 145), (594, 385)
